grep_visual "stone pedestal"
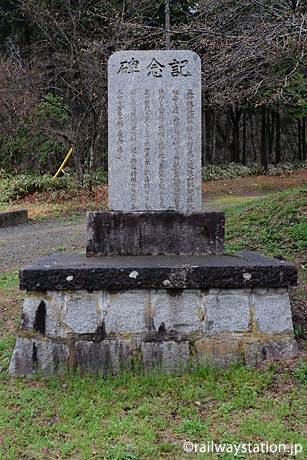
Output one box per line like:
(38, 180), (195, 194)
(8, 49), (299, 376)
(9, 251), (298, 376)
(86, 211), (225, 256)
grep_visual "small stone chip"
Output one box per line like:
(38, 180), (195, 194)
(243, 272), (252, 280)
(129, 271), (139, 279)
(66, 275), (74, 282)
(163, 279), (171, 287)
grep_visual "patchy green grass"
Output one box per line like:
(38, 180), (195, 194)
(0, 353), (306, 459)
(225, 186), (307, 256)
(0, 272), (19, 290)
(204, 194), (265, 211)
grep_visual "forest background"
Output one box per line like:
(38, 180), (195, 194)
(0, 0), (306, 186)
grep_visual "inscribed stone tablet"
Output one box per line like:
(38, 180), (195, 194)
(108, 50), (201, 212)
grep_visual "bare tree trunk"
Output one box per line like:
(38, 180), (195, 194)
(269, 110), (275, 162)
(225, 107), (231, 162)
(275, 108), (281, 164)
(74, 152), (84, 186)
(298, 119), (302, 160)
(230, 105), (241, 163)
(165, 0), (171, 49)
(211, 107), (217, 163)
(88, 134), (97, 192)
(202, 100), (206, 166)
(205, 107), (211, 163)
(303, 117), (306, 161)
(261, 106), (269, 171)
(250, 113), (257, 162)
(242, 110), (246, 165)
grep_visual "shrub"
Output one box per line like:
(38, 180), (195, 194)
(0, 168), (108, 203)
(202, 161), (307, 181)
(0, 172), (76, 203)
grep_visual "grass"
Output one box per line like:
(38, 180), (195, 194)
(0, 359), (306, 459)
(0, 186), (307, 459)
(225, 186), (307, 256)
(0, 272), (19, 290)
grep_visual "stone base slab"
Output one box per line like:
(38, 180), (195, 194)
(86, 211), (225, 256)
(9, 287), (298, 376)
(19, 251), (297, 291)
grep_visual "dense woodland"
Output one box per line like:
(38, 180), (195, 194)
(0, 0), (306, 183)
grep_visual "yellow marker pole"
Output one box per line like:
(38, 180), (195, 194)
(52, 147), (73, 181)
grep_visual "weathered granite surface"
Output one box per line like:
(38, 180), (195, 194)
(86, 211), (225, 256)
(19, 251), (297, 291)
(108, 50), (201, 212)
(9, 286), (298, 376)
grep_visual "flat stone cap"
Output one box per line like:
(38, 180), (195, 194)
(19, 251), (297, 291)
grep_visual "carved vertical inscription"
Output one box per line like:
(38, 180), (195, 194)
(144, 89), (151, 209)
(130, 89), (137, 209)
(186, 89), (195, 208)
(108, 50), (201, 211)
(116, 90), (124, 160)
(172, 89), (181, 209)
(158, 88), (166, 208)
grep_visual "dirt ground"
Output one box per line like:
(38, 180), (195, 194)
(0, 216), (85, 273)
(0, 170), (306, 273)
(202, 169), (307, 197)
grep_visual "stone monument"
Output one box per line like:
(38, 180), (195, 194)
(9, 50), (298, 376)
(108, 50), (201, 212)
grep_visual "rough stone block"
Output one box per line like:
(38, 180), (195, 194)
(20, 291), (106, 339)
(0, 210), (27, 228)
(194, 337), (241, 367)
(150, 289), (203, 333)
(245, 338), (298, 366)
(8, 337), (34, 376)
(86, 211), (224, 256)
(103, 291), (149, 335)
(142, 341), (190, 371)
(34, 340), (70, 374)
(10, 284), (299, 376)
(251, 289), (294, 334)
(20, 294), (43, 331)
(61, 290), (103, 335)
(109, 338), (142, 373)
(75, 340), (110, 375)
(75, 339), (141, 375)
(9, 336), (69, 376)
(20, 292), (62, 338)
(203, 291), (250, 335)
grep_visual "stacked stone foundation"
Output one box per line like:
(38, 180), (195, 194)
(10, 240), (298, 376)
